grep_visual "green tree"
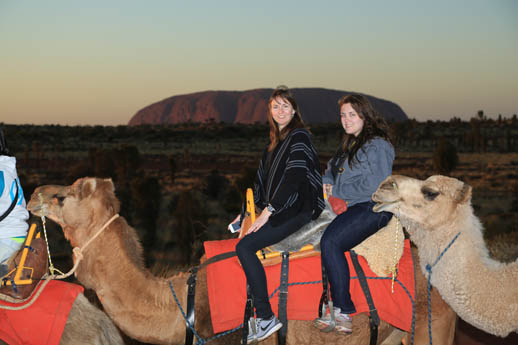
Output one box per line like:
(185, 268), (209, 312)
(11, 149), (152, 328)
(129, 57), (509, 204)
(173, 190), (207, 264)
(204, 169), (229, 199)
(433, 138), (459, 175)
(130, 176), (161, 265)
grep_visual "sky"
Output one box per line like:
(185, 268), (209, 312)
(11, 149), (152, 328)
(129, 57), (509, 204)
(1, 0), (517, 125)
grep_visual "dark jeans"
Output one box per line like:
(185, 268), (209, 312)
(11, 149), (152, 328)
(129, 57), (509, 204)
(320, 201), (392, 314)
(236, 212), (312, 318)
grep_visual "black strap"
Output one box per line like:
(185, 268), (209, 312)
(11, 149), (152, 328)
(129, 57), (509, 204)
(199, 251), (237, 270)
(242, 284), (254, 345)
(184, 267), (198, 345)
(277, 252), (289, 345)
(350, 250), (379, 345)
(318, 259), (329, 317)
(0, 182), (19, 223)
(184, 251), (236, 345)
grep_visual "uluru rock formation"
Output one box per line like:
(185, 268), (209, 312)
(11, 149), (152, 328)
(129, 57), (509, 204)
(128, 88), (408, 125)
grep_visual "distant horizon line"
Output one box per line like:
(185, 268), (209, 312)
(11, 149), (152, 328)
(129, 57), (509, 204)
(3, 114), (517, 128)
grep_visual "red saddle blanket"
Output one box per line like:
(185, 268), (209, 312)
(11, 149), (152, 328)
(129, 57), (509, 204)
(0, 280), (84, 345)
(205, 239), (415, 334)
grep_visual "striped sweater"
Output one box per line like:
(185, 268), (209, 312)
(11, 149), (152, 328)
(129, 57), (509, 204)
(254, 128), (325, 225)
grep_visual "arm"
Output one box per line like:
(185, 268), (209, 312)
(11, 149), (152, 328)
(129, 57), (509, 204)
(322, 158), (335, 185)
(253, 150), (268, 209)
(332, 140), (394, 202)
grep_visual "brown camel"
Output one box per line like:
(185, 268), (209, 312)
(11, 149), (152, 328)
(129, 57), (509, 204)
(27, 177), (456, 345)
(372, 175), (518, 338)
(0, 290), (124, 345)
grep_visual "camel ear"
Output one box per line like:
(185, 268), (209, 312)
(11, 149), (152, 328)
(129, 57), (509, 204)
(454, 183), (472, 204)
(79, 178), (97, 200)
(99, 178), (120, 213)
(103, 178), (115, 192)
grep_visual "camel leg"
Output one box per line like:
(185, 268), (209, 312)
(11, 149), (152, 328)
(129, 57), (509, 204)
(382, 328), (406, 345)
(60, 293), (124, 345)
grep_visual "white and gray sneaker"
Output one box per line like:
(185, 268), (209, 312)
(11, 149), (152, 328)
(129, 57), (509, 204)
(247, 315), (283, 343)
(314, 306), (352, 334)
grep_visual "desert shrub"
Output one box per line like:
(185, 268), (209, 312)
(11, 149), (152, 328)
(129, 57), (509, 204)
(433, 138), (459, 175)
(169, 155), (177, 183)
(130, 176), (161, 264)
(235, 166), (257, 193)
(204, 169), (229, 199)
(486, 232), (518, 263)
(172, 190), (208, 264)
(222, 184), (243, 213)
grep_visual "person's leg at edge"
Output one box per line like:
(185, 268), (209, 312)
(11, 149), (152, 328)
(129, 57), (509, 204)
(320, 201), (392, 314)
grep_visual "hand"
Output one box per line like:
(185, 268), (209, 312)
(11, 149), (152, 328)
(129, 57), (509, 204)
(323, 184), (333, 197)
(245, 208), (272, 235)
(228, 214), (241, 233)
(228, 214), (240, 228)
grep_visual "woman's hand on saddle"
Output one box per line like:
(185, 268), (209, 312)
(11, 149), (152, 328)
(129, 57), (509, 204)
(245, 208), (272, 235)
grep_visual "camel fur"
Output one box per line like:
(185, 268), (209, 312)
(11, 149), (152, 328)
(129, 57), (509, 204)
(372, 174), (518, 337)
(27, 177), (457, 345)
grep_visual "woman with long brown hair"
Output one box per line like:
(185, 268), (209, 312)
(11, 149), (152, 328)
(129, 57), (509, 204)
(230, 86), (325, 342)
(314, 94), (395, 334)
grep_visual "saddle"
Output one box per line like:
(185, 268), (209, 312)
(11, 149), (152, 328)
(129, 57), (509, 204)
(201, 189), (408, 345)
(0, 224), (49, 300)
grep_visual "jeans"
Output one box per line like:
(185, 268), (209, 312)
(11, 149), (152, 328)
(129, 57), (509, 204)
(236, 212), (312, 318)
(320, 201), (392, 314)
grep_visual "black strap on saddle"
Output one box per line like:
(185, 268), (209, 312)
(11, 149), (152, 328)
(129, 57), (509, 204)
(277, 252), (290, 345)
(350, 250), (379, 345)
(0, 182), (19, 223)
(242, 284), (254, 345)
(185, 251), (237, 345)
(317, 261), (329, 317)
(184, 266), (198, 345)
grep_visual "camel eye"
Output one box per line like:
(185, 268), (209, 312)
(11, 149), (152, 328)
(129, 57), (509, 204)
(421, 187), (439, 201)
(53, 194), (66, 204)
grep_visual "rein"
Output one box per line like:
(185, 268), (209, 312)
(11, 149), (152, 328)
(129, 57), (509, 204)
(424, 231), (461, 345)
(55, 214), (120, 280)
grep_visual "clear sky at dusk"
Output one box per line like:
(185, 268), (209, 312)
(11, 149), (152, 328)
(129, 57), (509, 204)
(1, 0), (517, 125)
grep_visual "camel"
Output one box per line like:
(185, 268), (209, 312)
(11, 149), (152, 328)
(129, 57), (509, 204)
(0, 289), (124, 345)
(372, 174), (518, 338)
(26, 177), (456, 345)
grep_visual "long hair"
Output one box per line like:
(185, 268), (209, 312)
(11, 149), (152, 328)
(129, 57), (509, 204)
(267, 86), (306, 151)
(337, 94), (393, 167)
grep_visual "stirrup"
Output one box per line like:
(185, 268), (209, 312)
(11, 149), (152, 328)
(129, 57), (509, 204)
(317, 301), (336, 333)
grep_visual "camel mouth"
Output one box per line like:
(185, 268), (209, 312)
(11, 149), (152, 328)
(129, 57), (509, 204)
(372, 200), (399, 213)
(26, 201), (41, 215)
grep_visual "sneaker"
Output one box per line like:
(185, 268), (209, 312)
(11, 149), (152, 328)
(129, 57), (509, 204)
(313, 306), (352, 334)
(247, 315), (283, 343)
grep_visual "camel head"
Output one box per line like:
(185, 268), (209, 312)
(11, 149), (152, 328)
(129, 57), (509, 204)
(27, 177), (120, 247)
(372, 175), (472, 237)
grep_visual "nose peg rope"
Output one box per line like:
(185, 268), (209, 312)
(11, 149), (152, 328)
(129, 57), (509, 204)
(38, 193), (64, 276)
